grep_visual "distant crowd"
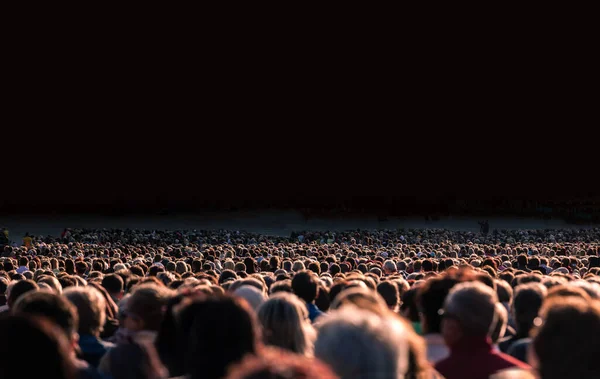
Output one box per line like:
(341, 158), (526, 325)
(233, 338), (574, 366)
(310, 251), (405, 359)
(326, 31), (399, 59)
(0, 225), (599, 378)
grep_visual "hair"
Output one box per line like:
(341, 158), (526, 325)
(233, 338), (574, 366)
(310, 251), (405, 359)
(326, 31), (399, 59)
(444, 281), (498, 336)
(512, 283), (547, 338)
(532, 297), (600, 379)
(177, 296), (258, 379)
(377, 281), (399, 311)
(257, 292), (315, 356)
(292, 271), (319, 303)
(64, 286), (106, 336)
(495, 279), (513, 304)
(269, 279), (293, 295)
(12, 291), (78, 338)
(125, 284), (172, 331)
(102, 274), (124, 295)
(417, 274), (461, 334)
(0, 315), (77, 379)
(314, 307), (409, 379)
(330, 287), (388, 316)
(7, 279), (39, 308)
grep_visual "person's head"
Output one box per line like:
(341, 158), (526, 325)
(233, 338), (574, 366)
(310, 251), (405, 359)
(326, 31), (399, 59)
(383, 260), (397, 275)
(314, 307), (409, 379)
(417, 274), (461, 334)
(512, 283), (547, 336)
(177, 295), (259, 379)
(225, 348), (337, 379)
(102, 273), (124, 300)
(123, 284), (172, 332)
(63, 286), (106, 337)
(377, 281), (399, 312)
(0, 315), (76, 379)
(531, 297), (600, 379)
(7, 279), (39, 309)
(292, 270), (319, 304)
(38, 275), (63, 294)
(441, 281), (498, 347)
(269, 279), (293, 295)
(331, 287), (389, 316)
(12, 291), (78, 348)
(257, 292), (314, 356)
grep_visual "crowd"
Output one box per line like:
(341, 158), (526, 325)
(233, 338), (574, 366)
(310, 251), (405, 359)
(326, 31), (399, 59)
(0, 225), (600, 379)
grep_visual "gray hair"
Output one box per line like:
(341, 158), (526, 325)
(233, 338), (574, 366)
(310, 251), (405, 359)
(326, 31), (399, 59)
(383, 260), (397, 273)
(444, 281), (498, 336)
(315, 307), (408, 379)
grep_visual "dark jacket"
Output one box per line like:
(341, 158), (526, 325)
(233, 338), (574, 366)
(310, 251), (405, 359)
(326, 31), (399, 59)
(78, 334), (115, 368)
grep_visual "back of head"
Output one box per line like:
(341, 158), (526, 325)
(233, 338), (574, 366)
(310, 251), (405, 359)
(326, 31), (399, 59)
(102, 274), (124, 295)
(443, 281), (498, 338)
(125, 284), (172, 331)
(64, 286), (106, 336)
(292, 270), (318, 303)
(417, 274), (461, 334)
(7, 279), (39, 308)
(532, 297), (600, 379)
(377, 281), (399, 311)
(177, 296), (258, 379)
(12, 291), (78, 338)
(513, 283), (547, 336)
(257, 292), (313, 355)
(0, 315), (76, 379)
(314, 307), (409, 379)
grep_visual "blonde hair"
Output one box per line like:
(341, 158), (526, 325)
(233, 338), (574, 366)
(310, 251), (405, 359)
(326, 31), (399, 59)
(257, 292), (315, 356)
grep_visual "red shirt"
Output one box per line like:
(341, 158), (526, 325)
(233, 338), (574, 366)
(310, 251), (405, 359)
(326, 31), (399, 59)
(435, 335), (530, 379)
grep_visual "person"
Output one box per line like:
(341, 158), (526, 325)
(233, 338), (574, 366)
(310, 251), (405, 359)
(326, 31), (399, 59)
(256, 292), (315, 356)
(175, 295), (259, 379)
(4, 279), (39, 312)
(314, 307), (409, 379)
(12, 291), (102, 379)
(530, 296), (600, 379)
(64, 286), (115, 368)
(0, 315), (77, 379)
(417, 273), (462, 363)
(499, 283), (547, 359)
(435, 282), (529, 379)
(102, 273), (125, 304)
(291, 270), (323, 323)
(23, 232), (33, 249)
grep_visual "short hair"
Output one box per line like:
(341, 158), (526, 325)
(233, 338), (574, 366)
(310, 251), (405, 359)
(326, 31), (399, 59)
(377, 281), (399, 310)
(512, 283), (547, 336)
(383, 260), (397, 273)
(102, 274), (124, 295)
(8, 280), (39, 308)
(533, 297), (600, 379)
(125, 284), (172, 331)
(13, 291), (78, 337)
(269, 279), (293, 295)
(292, 271), (319, 303)
(315, 308), (409, 379)
(495, 279), (513, 304)
(443, 281), (498, 336)
(417, 275), (461, 334)
(64, 286), (106, 336)
(177, 296), (258, 379)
